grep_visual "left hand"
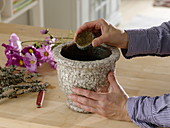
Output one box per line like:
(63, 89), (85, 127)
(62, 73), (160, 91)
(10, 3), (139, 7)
(68, 72), (131, 122)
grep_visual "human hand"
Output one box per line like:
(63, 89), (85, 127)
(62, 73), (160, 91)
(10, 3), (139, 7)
(74, 19), (128, 49)
(68, 72), (131, 122)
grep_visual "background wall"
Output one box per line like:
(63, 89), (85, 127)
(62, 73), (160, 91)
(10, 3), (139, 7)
(4, 0), (170, 30)
(43, 0), (121, 30)
(6, 0), (120, 30)
(8, 0), (77, 30)
(10, 12), (29, 25)
(43, 0), (77, 30)
(6, 0), (77, 30)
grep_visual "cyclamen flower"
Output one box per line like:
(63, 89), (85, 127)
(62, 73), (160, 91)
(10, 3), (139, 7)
(37, 45), (53, 63)
(5, 54), (24, 67)
(23, 53), (37, 72)
(9, 33), (22, 52)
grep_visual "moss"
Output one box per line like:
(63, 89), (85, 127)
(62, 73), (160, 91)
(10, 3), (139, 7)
(75, 31), (94, 49)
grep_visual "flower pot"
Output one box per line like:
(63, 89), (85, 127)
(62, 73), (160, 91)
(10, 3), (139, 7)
(53, 42), (120, 113)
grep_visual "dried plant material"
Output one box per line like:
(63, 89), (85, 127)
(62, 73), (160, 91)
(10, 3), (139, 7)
(0, 66), (49, 100)
(75, 31), (95, 50)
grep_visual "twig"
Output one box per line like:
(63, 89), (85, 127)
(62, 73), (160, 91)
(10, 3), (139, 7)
(0, 66), (49, 100)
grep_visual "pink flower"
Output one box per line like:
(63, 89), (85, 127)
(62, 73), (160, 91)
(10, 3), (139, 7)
(44, 36), (57, 44)
(37, 45), (53, 63)
(47, 58), (57, 69)
(9, 33), (22, 52)
(40, 29), (49, 34)
(22, 46), (41, 59)
(3, 29), (58, 72)
(5, 54), (24, 67)
(22, 46), (42, 67)
(44, 37), (53, 45)
(2, 43), (20, 58)
(52, 37), (58, 43)
(23, 53), (37, 72)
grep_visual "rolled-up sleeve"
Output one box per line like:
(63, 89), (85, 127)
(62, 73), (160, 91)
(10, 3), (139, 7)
(121, 21), (170, 127)
(127, 94), (170, 128)
(122, 21), (170, 58)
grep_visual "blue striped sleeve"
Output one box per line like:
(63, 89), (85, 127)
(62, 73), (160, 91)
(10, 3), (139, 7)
(120, 21), (170, 127)
(121, 21), (170, 59)
(127, 94), (170, 128)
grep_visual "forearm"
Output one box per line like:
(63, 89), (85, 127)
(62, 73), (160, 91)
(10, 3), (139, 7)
(122, 21), (170, 58)
(127, 94), (170, 128)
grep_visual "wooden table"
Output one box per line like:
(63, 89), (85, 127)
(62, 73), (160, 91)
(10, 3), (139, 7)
(0, 23), (170, 128)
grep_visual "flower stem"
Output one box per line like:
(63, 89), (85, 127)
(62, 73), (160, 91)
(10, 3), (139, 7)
(21, 40), (46, 44)
(54, 37), (73, 39)
(21, 37), (73, 44)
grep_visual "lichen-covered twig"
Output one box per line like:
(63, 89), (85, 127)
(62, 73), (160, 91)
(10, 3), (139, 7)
(0, 66), (49, 100)
(0, 82), (49, 99)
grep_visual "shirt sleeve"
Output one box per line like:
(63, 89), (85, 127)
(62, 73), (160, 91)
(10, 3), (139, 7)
(127, 94), (170, 128)
(122, 21), (170, 127)
(121, 21), (170, 59)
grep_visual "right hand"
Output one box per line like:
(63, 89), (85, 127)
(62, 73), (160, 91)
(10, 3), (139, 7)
(74, 18), (128, 49)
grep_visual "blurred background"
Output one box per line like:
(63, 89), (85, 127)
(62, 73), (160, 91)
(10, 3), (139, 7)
(0, 0), (170, 30)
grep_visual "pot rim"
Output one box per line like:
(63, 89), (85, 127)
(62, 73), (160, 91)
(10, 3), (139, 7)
(53, 41), (120, 68)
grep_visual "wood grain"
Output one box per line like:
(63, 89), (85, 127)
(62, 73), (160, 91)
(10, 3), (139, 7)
(0, 19), (170, 128)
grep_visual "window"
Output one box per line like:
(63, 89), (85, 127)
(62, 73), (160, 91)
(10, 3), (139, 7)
(77, 0), (120, 28)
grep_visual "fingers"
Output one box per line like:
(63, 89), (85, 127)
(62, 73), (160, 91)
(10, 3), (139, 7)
(107, 72), (121, 93)
(71, 88), (107, 101)
(92, 34), (106, 47)
(72, 100), (107, 117)
(72, 101), (98, 113)
(74, 19), (109, 44)
(69, 94), (99, 108)
(69, 93), (111, 115)
(98, 19), (109, 33)
(74, 20), (101, 41)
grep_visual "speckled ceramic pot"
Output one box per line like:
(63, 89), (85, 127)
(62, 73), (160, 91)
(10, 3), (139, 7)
(53, 42), (120, 113)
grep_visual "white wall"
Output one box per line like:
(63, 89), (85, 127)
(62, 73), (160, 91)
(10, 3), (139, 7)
(10, 12), (29, 25)
(43, 0), (77, 30)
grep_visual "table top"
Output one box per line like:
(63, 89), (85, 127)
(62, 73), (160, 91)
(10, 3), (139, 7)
(0, 23), (170, 128)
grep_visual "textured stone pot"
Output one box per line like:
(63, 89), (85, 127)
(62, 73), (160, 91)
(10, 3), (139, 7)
(53, 42), (120, 113)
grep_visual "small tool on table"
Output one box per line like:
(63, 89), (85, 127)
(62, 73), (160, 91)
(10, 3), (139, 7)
(36, 90), (45, 108)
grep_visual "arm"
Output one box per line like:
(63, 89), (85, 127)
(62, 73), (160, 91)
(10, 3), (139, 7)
(74, 19), (170, 127)
(122, 21), (170, 58)
(124, 21), (170, 127)
(127, 94), (170, 128)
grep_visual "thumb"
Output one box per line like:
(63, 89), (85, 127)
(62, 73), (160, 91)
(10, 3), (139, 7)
(92, 35), (106, 47)
(108, 72), (121, 93)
